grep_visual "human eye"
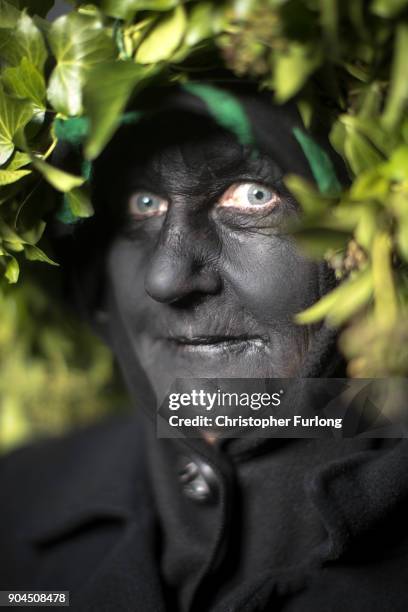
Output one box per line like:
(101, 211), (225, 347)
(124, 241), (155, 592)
(128, 191), (168, 219)
(216, 182), (281, 213)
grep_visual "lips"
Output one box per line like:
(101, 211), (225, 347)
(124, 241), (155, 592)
(164, 335), (267, 352)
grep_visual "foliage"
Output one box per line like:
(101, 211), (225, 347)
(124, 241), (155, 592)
(0, 0), (407, 377)
(0, 273), (126, 452)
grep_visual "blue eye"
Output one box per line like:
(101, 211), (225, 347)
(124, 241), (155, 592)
(247, 184), (274, 206)
(129, 192), (168, 218)
(218, 182), (280, 211)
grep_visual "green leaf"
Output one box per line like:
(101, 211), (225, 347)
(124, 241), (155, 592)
(381, 146), (408, 182)
(296, 268), (373, 325)
(371, 0), (408, 18)
(350, 168), (389, 201)
(32, 156), (85, 192)
(135, 5), (186, 64)
(47, 13), (116, 116)
(343, 127), (384, 175)
(292, 227), (350, 259)
(0, 168), (31, 186)
(185, 2), (219, 47)
(5, 256), (19, 283)
(340, 115), (397, 157)
(329, 120), (347, 158)
(273, 42), (322, 103)
(0, 218), (22, 244)
(83, 60), (155, 159)
(0, 84), (33, 165)
(371, 232), (398, 328)
(354, 206), (378, 250)
(0, 11), (47, 69)
(383, 23), (408, 129)
(284, 175), (333, 216)
(6, 151), (30, 170)
(0, 152), (32, 193)
(19, 219), (46, 245)
(0, 151), (31, 186)
(65, 187), (94, 218)
(0, 0), (20, 28)
(24, 244), (58, 265)
(325, 269), (374, 325)
(2, 57), (46, 109)
(331, 204), (372, 232)
(295, 283), (340, 324)
(101, 0), (177, 20)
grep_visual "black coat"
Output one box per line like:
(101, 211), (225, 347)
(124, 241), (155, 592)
(1, 414), (408, 612)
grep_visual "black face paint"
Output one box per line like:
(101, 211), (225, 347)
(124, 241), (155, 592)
(91, 90), (328, 403)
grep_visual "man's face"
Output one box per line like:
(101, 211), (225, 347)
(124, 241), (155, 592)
(99, 107), (321, 400)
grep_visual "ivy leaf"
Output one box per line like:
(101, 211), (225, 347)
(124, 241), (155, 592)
(83, 60), (156, 159)
(135, 5), (186, 64)
(24, 244), (58, 265)
(0, 168), (31, 186)
(0, 218), (25, 252)
(47, 13), (116, 116)
(0, 84), (33, 165)
(5, 255), (19, 283)
(65, 187), (94, 218)
(0, 11), (47, 70)
(0, 0), (20, 28)
(32, 156), (85, 192)
(0, 151), (32, 187)
(3, 57), (46, 109)
(4, 151), (30, 170)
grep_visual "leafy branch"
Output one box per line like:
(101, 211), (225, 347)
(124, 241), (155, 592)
(1, 0), (408, 375)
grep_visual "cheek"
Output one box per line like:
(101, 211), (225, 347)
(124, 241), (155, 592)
(106, 238), (148, 325)
(222, 234), (320, 323)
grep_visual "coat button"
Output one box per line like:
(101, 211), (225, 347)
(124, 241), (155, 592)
(178, 457), (218, 503)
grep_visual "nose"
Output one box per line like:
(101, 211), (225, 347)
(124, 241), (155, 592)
(144, 224), (221, 304)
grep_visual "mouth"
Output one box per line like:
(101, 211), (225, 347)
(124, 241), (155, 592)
(163, 335), (267, 353)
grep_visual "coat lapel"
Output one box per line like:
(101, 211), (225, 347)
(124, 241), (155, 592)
(24, 415), (166, 611)
(76, 516), (166, 612)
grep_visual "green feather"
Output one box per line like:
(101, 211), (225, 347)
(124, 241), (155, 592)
(182, 83), (255, 148)
(292, 126), (342, 195)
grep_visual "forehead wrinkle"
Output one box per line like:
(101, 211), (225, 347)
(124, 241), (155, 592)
(148, 134), (253, 197)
